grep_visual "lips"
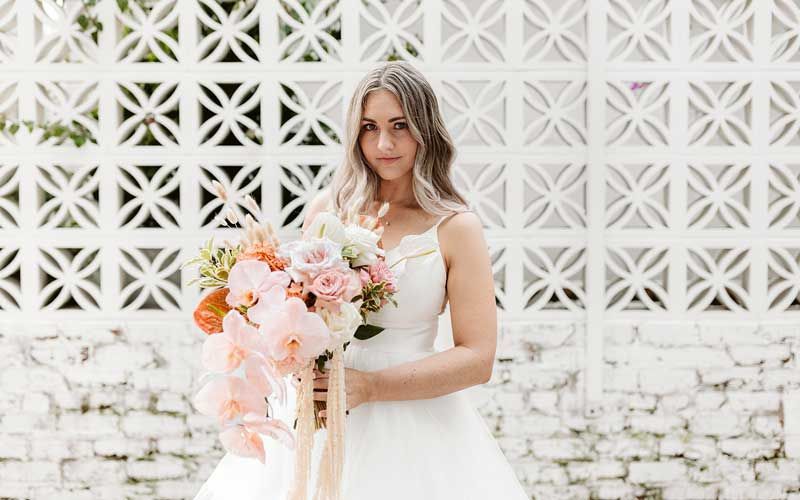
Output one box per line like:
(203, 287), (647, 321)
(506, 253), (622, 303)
(378, 157), (400, 161)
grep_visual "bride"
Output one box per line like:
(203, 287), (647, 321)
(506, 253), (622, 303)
(194, 61), (529, 500)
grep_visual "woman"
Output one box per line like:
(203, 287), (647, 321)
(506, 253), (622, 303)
(194, 61), (529, 499)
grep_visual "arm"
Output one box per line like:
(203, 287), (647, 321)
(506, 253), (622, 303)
(367, 211), (498, 402)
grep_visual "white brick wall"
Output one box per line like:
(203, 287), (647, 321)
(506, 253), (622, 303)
(2, 320), (800, 499)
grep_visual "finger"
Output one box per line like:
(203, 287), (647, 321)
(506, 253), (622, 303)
(313, 379), (328, 389)
(312, 391), (327, 402)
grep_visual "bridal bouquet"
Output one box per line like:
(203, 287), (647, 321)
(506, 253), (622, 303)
(183, 182), (398, 499)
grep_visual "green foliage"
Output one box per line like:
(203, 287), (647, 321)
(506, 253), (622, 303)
(181, 237), (242, 289)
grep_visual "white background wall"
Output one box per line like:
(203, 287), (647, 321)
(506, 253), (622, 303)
(1, 0), (800, 498)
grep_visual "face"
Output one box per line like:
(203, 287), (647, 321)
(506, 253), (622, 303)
(358, 89), (418, 182)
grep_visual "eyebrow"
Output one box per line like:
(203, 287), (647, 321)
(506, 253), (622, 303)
(361, 116), (406, 122)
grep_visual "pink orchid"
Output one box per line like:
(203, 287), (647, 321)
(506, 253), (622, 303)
(201, 310), (262, 373)
(244, 354), (287, 407)
(246, 285), (288, 327)
(226, 260), (290, 308)
(219, 413), (295, 464)
(193, 375), (267, 426)
(259, 296), (330, 364)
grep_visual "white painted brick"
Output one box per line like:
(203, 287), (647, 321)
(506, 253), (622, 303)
(628, 415), (686, 435)
(604, 366), (639, 392)
(57, 413), (120, 437)
(763, 369), (800, 390)
(537, 346), (579, 370)
(659, 393), (691, 412)
(724, 391), (781, 414)
(22, 393), (51, 414)
(92, 343), (155, 369)
(515, 415), (562, 436)
(699, 367), (760, 386)
(689, 411), (746, 437)
(728, 344), (791, 366)
(784, 390), (800, 458)
(530, 438), (591, 460)
(0, 366), (69, 394)
(662, 435), (717, 461)
(628, 460), (686, 484)
(93, 438), (151, 458)
(639, 322), (702, 346)
(121, 412), (186, 438)
(718, 482), (786, 500)
(694, 391), (726, 410)
(1, 414), (57, 434)
(718, 438), (781, 459)
(595, 436), (658, 460)
(663, 483), (719, 500)
(30, 438), (92, 461)
(62, 458), (126, 484)
(156, 392), (189, 413)
(751, 415), (782, 438)
(495, 436), (528, 461)
(755, 459), (800, 485)
(0, 436), (28, 459)
(126, 456), (188, 481)
(530, 485), (589, 500)
(131, 368), (193, 392)
(698, 323), (767, 345)
(0, 460), (61, 483)
(604, 323), (636, 345)
(591, 479), (637, 500)
(639, 368), (698, 395)
(566, 461), (625, 482)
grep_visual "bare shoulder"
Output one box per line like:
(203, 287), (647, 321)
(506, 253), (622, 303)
(301, 187), (333, 233)
(438, 211), (487, 269)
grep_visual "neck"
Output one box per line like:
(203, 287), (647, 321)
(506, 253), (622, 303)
(377, 177), (415, 208)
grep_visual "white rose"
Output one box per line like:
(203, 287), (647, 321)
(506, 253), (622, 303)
(345, 224), (384, 267)
(318, 301), (363, 351)
(304, 211), (347, 244)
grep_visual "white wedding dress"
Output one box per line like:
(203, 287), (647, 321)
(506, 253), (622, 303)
(193, 214), (530, 500)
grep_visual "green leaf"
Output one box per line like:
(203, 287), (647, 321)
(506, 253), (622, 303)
(353, 324), (384, 341)
(77, 14), (89, 30)
(117, 0), (129, 11)
(207, 303), (227, 318)
(8, 123), (19, 134)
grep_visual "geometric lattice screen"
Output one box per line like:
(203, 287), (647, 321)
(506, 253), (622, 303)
(1, 0), (800, 410)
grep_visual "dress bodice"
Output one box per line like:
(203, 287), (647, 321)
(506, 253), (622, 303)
(347, 214), (449, 354)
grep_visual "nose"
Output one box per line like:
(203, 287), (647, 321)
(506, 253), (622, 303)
(377, 129), (394, 152)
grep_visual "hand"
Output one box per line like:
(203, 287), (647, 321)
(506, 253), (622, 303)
(312, 367), (375, 418)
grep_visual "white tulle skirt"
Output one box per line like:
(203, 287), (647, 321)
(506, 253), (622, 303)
(193, 344), (529, 500)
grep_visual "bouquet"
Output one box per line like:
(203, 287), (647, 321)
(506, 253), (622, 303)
(182, 181), (399, 499)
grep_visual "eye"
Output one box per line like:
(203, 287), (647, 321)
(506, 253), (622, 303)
(395, 122), (407, 129)
(362, 123), (376, 131)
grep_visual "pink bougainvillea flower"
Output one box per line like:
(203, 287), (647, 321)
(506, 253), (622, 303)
(244, 354), (287, 407)
(226, 260), (290, 308)
(202, 310), (262, 373)
(259, 296), (330, 364)
(193, 375), (267, 426)
(218, 413), (295, 464)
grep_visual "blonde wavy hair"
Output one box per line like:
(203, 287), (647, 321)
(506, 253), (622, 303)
(328, 61), (469, 219)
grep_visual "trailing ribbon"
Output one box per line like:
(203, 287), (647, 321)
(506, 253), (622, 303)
(287, 345), (346, 500)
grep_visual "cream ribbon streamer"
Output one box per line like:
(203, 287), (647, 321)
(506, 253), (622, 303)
(287, 346), (346, 500)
